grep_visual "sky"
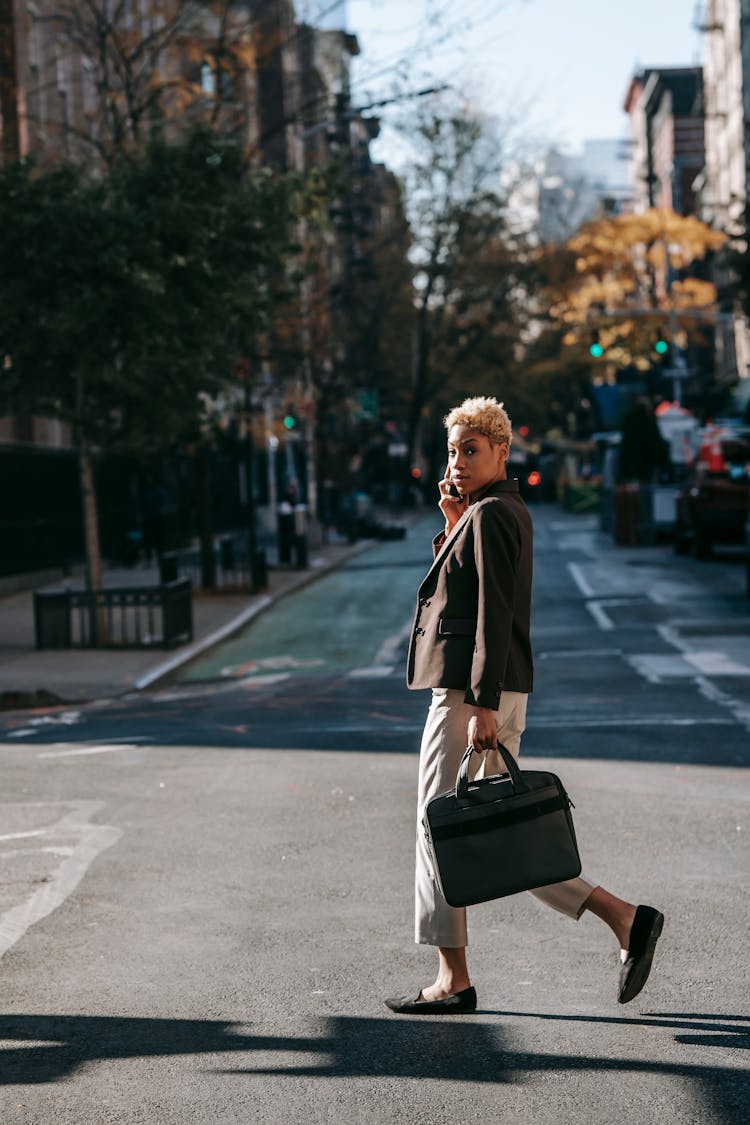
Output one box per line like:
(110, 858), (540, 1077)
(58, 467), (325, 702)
(336, 0), (702, 161)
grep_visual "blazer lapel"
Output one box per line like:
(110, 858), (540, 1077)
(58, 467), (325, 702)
(417, 480), (519, 594)
(418, 505), (473, 593)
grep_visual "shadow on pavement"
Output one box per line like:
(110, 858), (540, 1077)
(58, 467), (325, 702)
(1, 1011), (746, 1120)
(484, 1009), (750, 1048)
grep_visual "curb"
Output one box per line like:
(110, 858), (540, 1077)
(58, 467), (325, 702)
(132, 537), (379, 692)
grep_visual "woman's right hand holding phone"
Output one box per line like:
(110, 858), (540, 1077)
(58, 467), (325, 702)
(438, 471), (469, 534)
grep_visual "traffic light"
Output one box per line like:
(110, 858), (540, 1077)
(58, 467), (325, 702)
(653, 337), (669, 357)
(283, 412), (297, 430)
(589, 341), (604, 358)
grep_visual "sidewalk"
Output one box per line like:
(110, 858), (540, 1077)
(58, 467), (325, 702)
(0, 536), (380, 708)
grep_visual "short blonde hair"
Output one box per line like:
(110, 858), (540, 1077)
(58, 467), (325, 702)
(444, 396), (512, 448)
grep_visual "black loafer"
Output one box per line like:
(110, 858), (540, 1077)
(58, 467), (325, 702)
(385, 986), (477, 1015)
(618, 904), (664, 1004)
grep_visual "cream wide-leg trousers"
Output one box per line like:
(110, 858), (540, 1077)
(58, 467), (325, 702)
(415, 688), (598, 947)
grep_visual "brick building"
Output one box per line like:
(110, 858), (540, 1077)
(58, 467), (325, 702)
(623, 67), (705, 216)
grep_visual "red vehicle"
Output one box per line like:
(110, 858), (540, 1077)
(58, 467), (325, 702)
(674, 427), (750, 558)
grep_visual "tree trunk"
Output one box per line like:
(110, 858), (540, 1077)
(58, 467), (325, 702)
(79, 443), (103, 592)
(78, 443), (108, 644)
(196, 442), (216, 590)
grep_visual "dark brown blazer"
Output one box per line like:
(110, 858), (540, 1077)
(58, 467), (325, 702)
(406, 479), (533, 709)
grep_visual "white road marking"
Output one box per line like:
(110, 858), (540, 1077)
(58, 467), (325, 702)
(693, 676), (750, 733)
(348, 666), (395, 679)
(528, 716), (734, 728)
(626, 654), (695, 683)
(0, 829), (48, 843)
(374, 619), (413, 667)
(538, 649), (623, 660)
(585, 601), (615, 631)
(311, 716), (733, 734)
(0, 801), (121, 961)
(1, 846), (75, 859)
(344, 618), (410, 680)
(133, 596), (273, 689)
(658, 623), (750, 733)
(36, 744), (141, 760)
(684, 651), (750, 677)
(567, 562), (596, 599)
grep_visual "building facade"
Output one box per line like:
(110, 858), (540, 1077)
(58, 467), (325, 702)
(623, 67), (705, 216)
(698, 0), (750, 381)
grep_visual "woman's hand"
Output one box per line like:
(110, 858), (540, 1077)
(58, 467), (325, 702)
(438, 470), (469, 533)
(467, 707), (497, 753)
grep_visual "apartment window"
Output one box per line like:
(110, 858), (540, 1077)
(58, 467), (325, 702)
(200, 61), (216, 97)
(200, 58), (235, 104)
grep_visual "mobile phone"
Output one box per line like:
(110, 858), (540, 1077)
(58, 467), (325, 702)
(448, 480), (463, 500)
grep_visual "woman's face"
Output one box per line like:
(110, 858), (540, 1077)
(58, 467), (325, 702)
(446, 424), (509, 496)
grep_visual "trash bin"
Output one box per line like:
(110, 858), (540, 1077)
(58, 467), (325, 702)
(159, 551), (179, 584)
(293, 504), (308, 570)
(34, 591), (72, 649)
(277, 502), (295, 564)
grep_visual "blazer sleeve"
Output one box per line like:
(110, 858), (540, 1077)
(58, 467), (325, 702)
(464, 501), (520, 709)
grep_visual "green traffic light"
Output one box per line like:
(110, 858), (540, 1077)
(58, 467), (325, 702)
(654, 339), (669, 355)
(589, 343), (604, 358)
(283, 414), (296, 430)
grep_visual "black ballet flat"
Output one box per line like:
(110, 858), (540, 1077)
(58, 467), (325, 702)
(618, 904), (665, 1004)
(385, 986), (477, 1014)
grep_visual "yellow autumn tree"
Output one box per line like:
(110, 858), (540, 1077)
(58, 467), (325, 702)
(544, 208), (726, 370)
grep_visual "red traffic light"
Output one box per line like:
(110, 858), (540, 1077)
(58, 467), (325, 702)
(527, 471), (541, 487)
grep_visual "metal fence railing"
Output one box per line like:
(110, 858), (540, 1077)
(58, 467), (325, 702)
(34, 578), (193, 650)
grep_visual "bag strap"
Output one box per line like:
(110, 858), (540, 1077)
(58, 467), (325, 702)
(455, 742), (529, 801)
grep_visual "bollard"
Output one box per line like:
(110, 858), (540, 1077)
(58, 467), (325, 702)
(251, 547), (268, 591)
(277, 502), (294, 565)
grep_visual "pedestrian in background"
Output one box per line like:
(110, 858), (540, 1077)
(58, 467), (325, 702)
(386, 396), (664, 1014)
(618, 396), (672, 484)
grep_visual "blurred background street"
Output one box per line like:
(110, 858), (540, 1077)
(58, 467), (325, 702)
(1, 0), (749, 1122)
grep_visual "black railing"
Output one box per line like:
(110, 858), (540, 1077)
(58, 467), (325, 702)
(168, 535), (272, 591)
(34, 578), (193, 650)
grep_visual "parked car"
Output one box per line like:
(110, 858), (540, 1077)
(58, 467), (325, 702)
(674, 427), (750, 557)
(507, 449), (547, 502)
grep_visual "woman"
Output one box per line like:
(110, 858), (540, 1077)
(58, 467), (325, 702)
(386, 396), (664, 1014)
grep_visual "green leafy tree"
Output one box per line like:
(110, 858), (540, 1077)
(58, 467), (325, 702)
(0, 128), (296, 594)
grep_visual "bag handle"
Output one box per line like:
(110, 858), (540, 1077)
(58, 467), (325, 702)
(455, 742), (530, 801)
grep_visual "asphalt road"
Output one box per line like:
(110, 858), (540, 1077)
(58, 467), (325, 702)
(0, 506), (747, 1124)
